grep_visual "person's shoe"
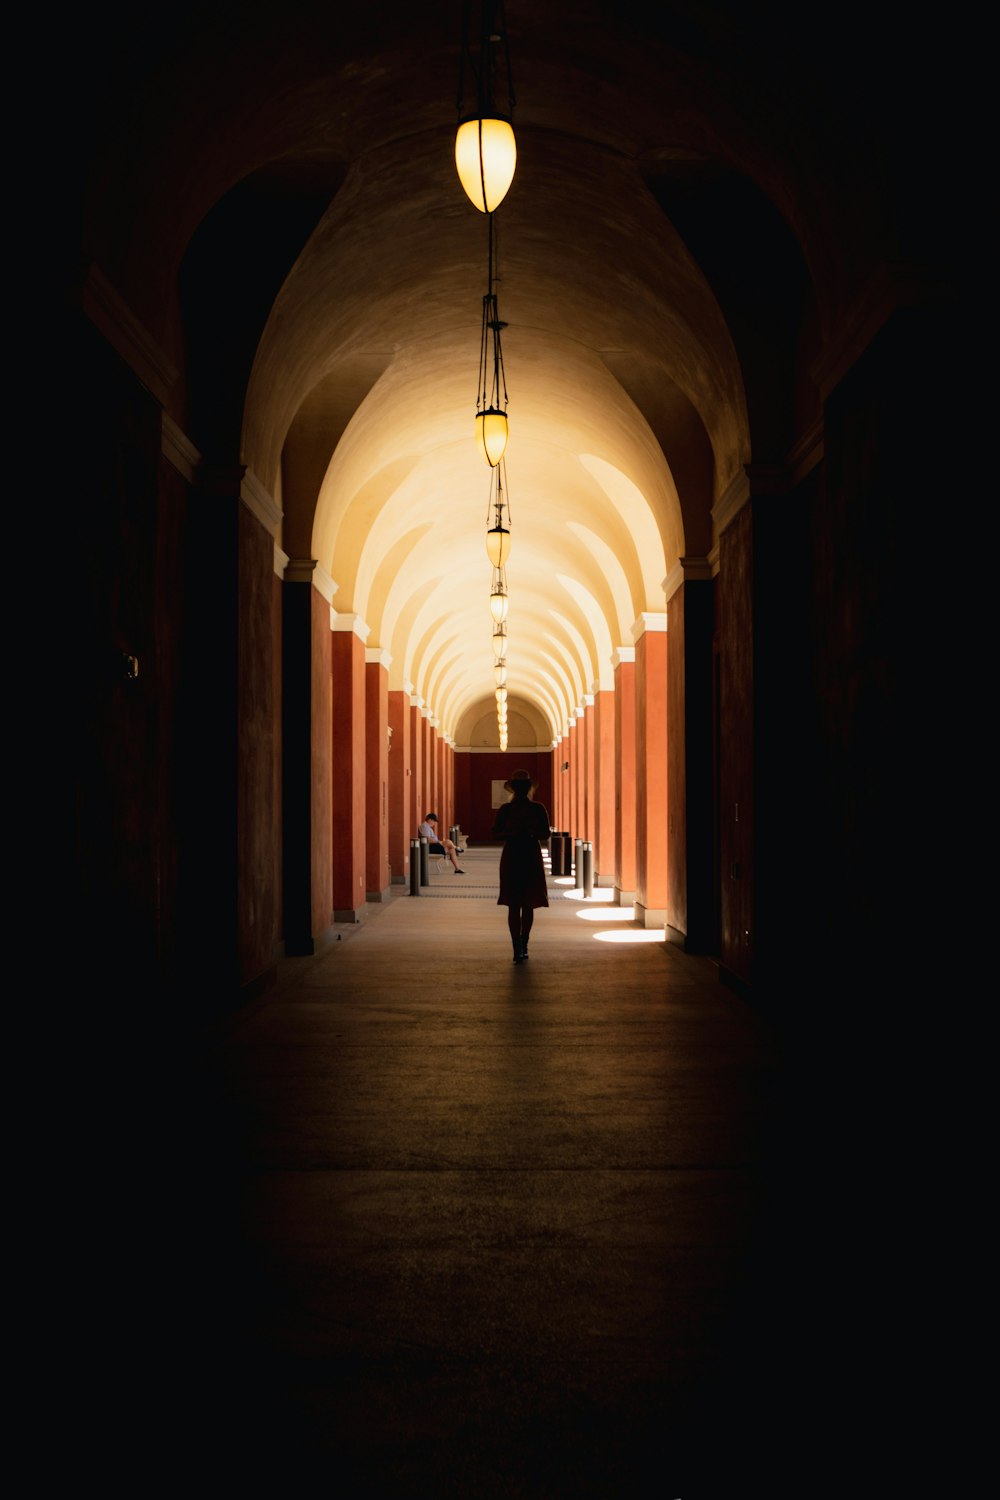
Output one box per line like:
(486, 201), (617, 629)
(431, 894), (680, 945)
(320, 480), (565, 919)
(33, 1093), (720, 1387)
(455, 868), (465, 874)
(513, 953), (523, 964)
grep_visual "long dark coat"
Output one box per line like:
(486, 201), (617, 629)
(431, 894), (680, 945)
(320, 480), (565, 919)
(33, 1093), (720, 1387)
(493, 796), (551, 908)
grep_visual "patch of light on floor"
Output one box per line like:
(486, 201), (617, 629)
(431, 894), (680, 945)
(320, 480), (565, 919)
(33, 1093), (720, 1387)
(575, 907), (635, 922)
(593, 927), (666, 943)
(563, 887), (614, 903)
(552, 876), (576, 886)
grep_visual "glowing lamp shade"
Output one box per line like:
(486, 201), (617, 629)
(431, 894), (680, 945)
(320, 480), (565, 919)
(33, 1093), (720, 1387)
(476, 409), (509, 467)
(492, 625), (507, 659)
(496, 686), (508, 704)
(486, 525), (510, 568)
(455, 118), (516, 213)
(489, 587), (509, 623)
(494, 662), (507, 686)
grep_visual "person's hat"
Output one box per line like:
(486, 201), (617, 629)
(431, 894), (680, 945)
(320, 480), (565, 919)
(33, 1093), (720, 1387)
(504, 769), (536, 791)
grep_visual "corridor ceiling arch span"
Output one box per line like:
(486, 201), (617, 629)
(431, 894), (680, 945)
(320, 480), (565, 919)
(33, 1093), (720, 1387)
(546, 609), (601, 709)
(563, 523), (636, 648)
(464, 702), (549, 751)
(419, 592), (592, 739)
(534, 654), (580, 724)
(554, 577), (616, 695)
(308, 356), (676, 656)
(577, 457), (669, 601)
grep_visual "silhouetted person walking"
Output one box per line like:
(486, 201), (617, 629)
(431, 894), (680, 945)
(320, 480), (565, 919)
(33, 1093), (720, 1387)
(492, 770), (551, 963)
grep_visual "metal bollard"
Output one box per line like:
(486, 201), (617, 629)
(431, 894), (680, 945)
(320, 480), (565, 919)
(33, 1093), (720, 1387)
(409, 839), (421, 895)
(420, 836), (430, 885)
(550, 830), (564, 876)
(573, 838), (583, 889)
(582, 840), (594, 898)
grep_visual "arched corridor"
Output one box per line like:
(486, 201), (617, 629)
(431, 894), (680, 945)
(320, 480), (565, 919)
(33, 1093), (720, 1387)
(59, 2), (967, 1492)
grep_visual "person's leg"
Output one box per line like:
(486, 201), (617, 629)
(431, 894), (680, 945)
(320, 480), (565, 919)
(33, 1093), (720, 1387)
(445, 838), (463, 872)
(520, 905), (534, 958)
(507, 907), (521, 960)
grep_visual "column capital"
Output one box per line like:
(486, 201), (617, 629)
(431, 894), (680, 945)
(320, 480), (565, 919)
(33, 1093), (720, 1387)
(712, 468), (751, 537)
(332, 612), (371, 642)
(612, 645), (636, 669)
(273, 542), (289, 579)
(161, 412), (199, 482)
(663, 555), (714, 601)
(241, 465), (282, 535)
(365, 648), (392, 668)
(83, 263), (178, 406)
(582, 693), (594, 708)
(631, 612), (667, 641)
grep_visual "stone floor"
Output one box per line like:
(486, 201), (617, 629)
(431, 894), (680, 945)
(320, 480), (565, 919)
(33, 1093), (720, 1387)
(88, 843), (863, 1495)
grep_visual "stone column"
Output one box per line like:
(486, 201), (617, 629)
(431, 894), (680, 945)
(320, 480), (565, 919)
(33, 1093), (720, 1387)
(666, 559), (715, 951)
(583, 693), (596, 844)
(408, 689), (423, 838)
(613, 646), (636, 907)
(634, 613), (668, 928)
(331, 612), (369, 922)
(569, 717), (578, 840)
(594, 683), (616, 886)
(388, 686), (412, 885)
(365, 648), (391, 901)
(551, 741), (562, 829)
(421, 710), (433, 815)
(282, 559), (336, 954)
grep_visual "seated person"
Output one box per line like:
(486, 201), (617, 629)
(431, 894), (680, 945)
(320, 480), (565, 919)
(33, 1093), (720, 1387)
(418, 812), (465, 873)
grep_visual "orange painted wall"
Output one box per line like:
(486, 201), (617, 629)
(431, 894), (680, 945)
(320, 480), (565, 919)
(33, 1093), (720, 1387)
(310, 591), (333, 936)
(584, 700), (596, 843)
(331, 627), (366, 919)
(595, 691), (616, 883)
(388, 690), (411, 883)
(635, 627), (668, 913)
(365, 658), (389, 897)
(614, 654), (636, 896)
(409, 700), (423, 839)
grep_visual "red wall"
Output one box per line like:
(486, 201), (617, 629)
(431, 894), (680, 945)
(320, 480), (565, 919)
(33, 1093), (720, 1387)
(453, 753), (553, 843)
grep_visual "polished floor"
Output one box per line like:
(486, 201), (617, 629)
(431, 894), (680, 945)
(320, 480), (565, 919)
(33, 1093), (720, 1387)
(108, 844), (847, 1496)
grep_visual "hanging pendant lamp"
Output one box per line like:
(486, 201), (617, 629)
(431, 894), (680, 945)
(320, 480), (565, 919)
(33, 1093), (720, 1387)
(455, 2), (516, 213)
(489, 566), (509, 623)
(456, 119), (516, 214)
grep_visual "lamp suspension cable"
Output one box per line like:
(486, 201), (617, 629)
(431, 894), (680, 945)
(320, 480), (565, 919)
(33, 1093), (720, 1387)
(455, 0), (516, 213)
(476, 212), (509, 465)
(485, 457), (512, 567)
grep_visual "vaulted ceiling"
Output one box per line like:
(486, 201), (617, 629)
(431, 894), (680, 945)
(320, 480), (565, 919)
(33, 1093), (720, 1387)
(76, 1), (909, 744)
